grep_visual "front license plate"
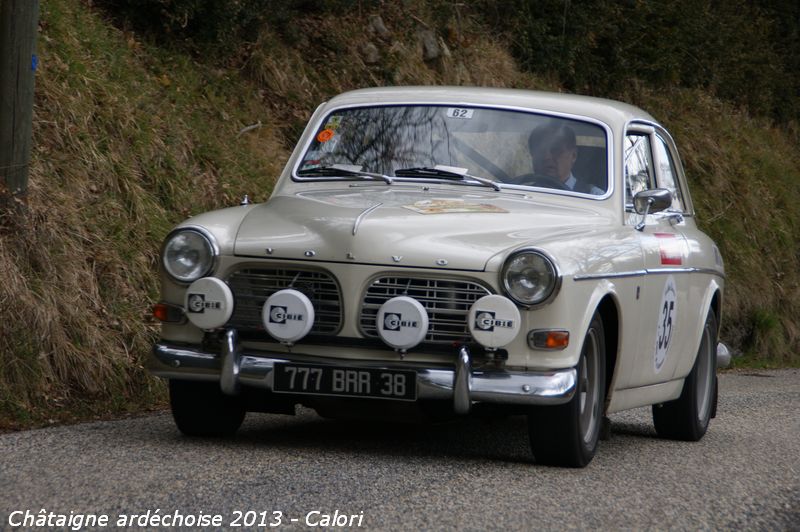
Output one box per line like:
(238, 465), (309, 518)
(273, 363), (417, 401)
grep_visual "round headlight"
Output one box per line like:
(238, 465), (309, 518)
(162, 228), (216, 283)
(501, 250), (559, 306)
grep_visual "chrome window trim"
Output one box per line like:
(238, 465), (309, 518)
(651, 132), (686, 214)
(623, 119), (695, 217)
(291, 101), (615, 202)
(622, 129), (657, 214)
(647, 121), (694, 215)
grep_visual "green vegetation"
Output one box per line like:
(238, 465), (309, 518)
(0, 0), (798, 429)
(478, 0), (799, 123)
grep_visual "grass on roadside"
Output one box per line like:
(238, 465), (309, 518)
(0, 0), (286, 429)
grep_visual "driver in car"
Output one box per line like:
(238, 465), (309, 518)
(528, 122), (604, 195)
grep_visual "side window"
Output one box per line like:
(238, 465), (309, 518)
(624, 133), (655, 208)
(653, 135), (685, 212)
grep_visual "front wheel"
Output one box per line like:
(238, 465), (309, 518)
(652, 310), (718, 440)
(169, 380), (246, 437)
(528, 312), (606, 467)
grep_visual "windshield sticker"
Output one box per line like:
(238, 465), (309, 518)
(445, 108), (474, 119)
(317, 129), (335, 143)
(320, 135), (339, 153)
(300, 150), (323, 169)
(324, 115), (342, 130)
(403, 199), (507, 215)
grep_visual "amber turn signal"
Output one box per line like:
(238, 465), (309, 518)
(153, 302), (185, 323)
(528, 329), (570, 350)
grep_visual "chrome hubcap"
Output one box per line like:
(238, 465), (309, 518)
(579, 328), (600, 444)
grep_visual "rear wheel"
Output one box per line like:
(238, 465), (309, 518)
(169, 380), (246, 437)
(528, 312), (606, 467)
(652, 310), (718, 440)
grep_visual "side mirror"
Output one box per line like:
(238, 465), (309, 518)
(633, 188), (672, 231)
(633, 188), (672, 215)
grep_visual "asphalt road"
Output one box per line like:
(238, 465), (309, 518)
(1, 369), (798, 531)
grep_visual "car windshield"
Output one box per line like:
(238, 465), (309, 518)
(295, 105), (609, 196)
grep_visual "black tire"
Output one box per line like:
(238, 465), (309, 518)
(169, 379), (246, 437)
(528, 312), (606, 467)
(652, 310), (718, 441)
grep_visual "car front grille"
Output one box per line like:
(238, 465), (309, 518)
(360, 276), (493, 344)
(226, 268), (342, 334)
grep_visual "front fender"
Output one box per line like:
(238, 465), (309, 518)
(521, 277), (621, 371)
(672, 277), (723, 380)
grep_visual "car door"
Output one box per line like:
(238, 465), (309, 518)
(650, 128), (709, 382)
(622, 125), (692, 389)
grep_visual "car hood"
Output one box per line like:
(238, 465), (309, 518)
(234, 188), (608, 271)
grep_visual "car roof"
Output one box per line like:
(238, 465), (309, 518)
(324, 86), (658, 127)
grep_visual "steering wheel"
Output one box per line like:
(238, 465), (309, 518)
(510, 173), (569, 190)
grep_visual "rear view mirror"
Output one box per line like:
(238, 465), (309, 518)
(634, 188), (672, 215)
(634, 188), (673, 231)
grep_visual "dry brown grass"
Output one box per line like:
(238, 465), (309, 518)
(244, 6), (555, 127)
(0, 0), (287, 427)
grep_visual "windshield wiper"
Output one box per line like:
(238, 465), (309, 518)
(297, 164), (393, 184)
(394, 165), (503, 191)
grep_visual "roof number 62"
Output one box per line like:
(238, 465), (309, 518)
(446, 108), (474, 119)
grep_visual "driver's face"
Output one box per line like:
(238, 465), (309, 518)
(532, 141), (577, 182)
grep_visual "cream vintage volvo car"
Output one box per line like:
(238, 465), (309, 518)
(149, 87), (725, 467)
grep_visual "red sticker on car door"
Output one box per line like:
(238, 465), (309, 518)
(655, 233), (683, 265)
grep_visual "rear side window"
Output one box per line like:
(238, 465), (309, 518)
(653, 135), (685, 212)
(624, 133), (655, 208)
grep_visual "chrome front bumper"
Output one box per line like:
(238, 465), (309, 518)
(149, 330), (577, 413)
